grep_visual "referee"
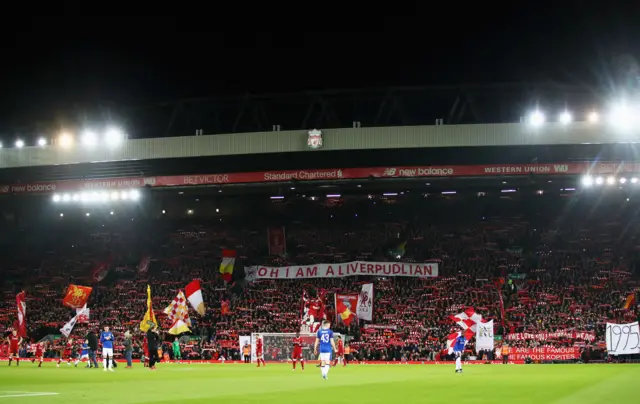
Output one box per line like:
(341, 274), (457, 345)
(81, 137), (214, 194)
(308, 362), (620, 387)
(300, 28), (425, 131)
(146, 325), (160, 370)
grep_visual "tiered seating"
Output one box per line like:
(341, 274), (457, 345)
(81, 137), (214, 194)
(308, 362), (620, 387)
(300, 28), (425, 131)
(0, 194), (638, 361)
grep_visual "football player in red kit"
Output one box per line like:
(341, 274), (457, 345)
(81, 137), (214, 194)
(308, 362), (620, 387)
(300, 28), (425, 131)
(7, 330), (22, 366)
(32, 341), (45, 367)
(332, 336), (345, 367)
(255, 335), (266, 367)
(292, 332), (305, 371)
(57, 338), (74, 368)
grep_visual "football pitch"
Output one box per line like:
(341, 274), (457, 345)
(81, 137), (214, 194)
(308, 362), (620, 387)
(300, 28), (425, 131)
(0, 363), (637, 403)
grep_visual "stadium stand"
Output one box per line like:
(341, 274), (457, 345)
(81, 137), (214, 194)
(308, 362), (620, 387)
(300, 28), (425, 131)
(1, 189), (639, 363)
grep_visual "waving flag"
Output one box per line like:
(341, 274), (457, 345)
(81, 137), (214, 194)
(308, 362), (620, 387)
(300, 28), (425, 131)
(16, 291), (27, 338)
(164, 291), (191, 335)
(76, 305), (90, 324)
(219, 250), (236, 283)
(335, 293), (358, 326)
(61, 306), (89, 337)
(623, 293), (636, 310)
(185, 280), (206, 315)
(449, 307), (484, 332)
(138, 255), (151, 274)
(62, 285), (93, 309)
(140, 285), (157, 332)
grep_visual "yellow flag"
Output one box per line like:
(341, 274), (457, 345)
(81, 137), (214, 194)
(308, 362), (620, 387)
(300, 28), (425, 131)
(140, 285), (157, 332)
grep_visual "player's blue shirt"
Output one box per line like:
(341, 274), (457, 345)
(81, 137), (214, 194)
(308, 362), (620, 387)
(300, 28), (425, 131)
(453, 335), (466, 352)
(316, 328), (334, 353)
(100, 332), (114, 349)
(81, 343), (89, 355)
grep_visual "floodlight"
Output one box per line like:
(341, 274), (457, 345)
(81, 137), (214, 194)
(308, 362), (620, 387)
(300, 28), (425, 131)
(632, 178), (639, 184)
(81, 131), (98, 148)
(130, 189), (140, 200)
(559, 111), (572, 124)
(62, 194), (71, 202)
(581, 176), (593, 187)
(587, 111), (599, 123)
(595, 177), (604, 185)
(620, 177), (627, 184)
(606, 176), (616, 185)
(52, 194), (61, 202)
(105, 127), (124, 147)
(15, 139), (24, 148)
(59, 133), (74, 148)
(37, 137), (47, 147)
(528, 110), (545, 126)
(609, 102), (637, 131)
(110, 191), (120, 201)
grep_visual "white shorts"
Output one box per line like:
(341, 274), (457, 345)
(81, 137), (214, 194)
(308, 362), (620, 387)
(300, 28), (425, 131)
(81, 354), (89, 360)
(454, 351), (462, 359)
(319, 353), (331, 362)
(102, 348), (113, 357)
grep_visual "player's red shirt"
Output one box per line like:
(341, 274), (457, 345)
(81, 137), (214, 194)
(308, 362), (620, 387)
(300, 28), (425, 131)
(143, 337), (149, 355)
(256, 339), (263, 355)
(292, 337), (303, 350)
(63, 341), (72, 355)
(336, 339), (344, 354)
(34, 343), (44, 355)
(308, 298), (324, 318)
(8, 335), (20, 352)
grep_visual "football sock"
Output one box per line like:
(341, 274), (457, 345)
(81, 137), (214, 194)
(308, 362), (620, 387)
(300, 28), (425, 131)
(455, 357), (461, 370)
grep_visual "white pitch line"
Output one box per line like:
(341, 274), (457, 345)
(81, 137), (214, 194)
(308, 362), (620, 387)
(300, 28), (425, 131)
(0, 392), (59, 398)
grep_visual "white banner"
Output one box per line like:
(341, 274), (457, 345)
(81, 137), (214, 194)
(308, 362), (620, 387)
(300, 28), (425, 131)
(60, 307), (89, 337)
(475, 320), (494, 353)
(606, 321), (640, 356)
(239, 335), (251, 360)
(246, 261), (438, 281)
(356, 283), (374, 321)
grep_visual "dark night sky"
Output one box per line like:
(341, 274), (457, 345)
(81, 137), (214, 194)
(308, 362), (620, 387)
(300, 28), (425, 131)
(0, 3), (638, 133)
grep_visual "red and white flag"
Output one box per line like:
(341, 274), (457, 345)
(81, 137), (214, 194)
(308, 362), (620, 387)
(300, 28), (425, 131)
(446, 330), (474, 355)
(449, 307), (484, 332)
(356, 283), (374, 321)
(76, 305), (90, 324)
(185, 280), (206, 315)
(16, 291), (27, 338)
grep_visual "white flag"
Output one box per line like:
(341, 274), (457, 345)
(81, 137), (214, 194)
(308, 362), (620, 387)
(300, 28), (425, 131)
(475, 320), (494, 353)
(356, 283), (374, 321)
(75, 304), (90, 324)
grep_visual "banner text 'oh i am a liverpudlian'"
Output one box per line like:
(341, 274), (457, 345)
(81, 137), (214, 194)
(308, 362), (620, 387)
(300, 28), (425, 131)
(249, 261), (439, 280)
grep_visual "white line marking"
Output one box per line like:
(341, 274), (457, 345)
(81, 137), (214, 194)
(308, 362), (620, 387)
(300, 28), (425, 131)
(0, 392), (59, 398)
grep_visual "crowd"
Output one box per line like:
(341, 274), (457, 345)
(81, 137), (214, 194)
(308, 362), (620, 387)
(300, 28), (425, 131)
(1, 192), (639, 362)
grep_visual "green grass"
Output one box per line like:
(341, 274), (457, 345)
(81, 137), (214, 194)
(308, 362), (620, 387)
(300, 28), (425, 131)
(0, 362), (637, 403)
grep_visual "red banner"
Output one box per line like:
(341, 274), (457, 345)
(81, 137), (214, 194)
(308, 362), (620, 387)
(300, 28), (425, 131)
(62, 285), (93, 309)
(2, 162), (640, 194)
(268, 227), (286, 256)
(509, 347), (581, 361)
(506, 331), (596, 342)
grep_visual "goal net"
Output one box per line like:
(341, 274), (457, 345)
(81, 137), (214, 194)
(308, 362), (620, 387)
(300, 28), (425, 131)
(250, 332), (343, 363)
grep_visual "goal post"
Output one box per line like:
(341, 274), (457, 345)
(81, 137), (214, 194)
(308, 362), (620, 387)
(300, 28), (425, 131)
(250, 332), (343, 363)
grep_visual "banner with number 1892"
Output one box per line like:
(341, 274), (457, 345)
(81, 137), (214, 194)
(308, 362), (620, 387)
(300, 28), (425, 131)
(606, 321), (640, 355)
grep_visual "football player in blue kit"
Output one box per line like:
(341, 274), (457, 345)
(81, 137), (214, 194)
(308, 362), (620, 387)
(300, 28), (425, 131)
(453, 333), (466, 373)
(314, 320), (336, 380)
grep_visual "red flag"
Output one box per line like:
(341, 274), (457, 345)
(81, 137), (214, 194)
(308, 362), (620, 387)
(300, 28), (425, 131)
(335, 293), (358, 326)
(62, 285), (93, 309)
(16, 291), (27, 338)
(221, 300), (230, 315)
(268, 227), (286, 255)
